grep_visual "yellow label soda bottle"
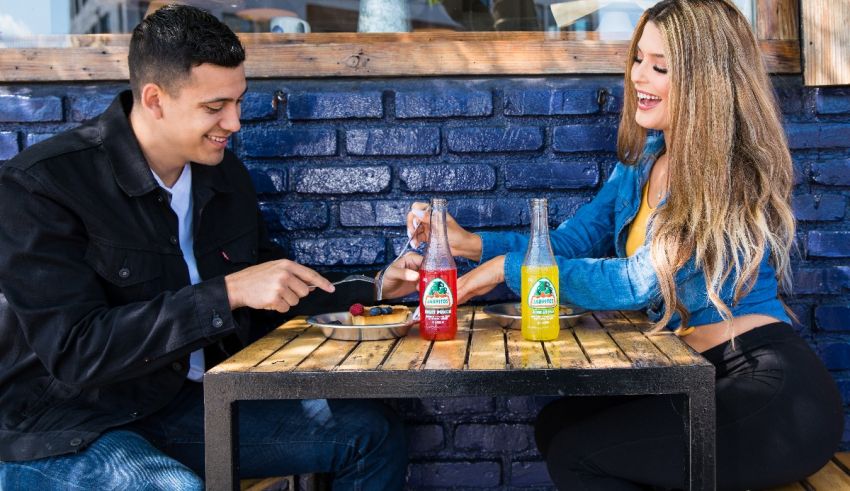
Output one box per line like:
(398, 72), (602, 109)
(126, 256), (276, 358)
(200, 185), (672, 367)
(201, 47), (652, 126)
(520, 198), (560, 341)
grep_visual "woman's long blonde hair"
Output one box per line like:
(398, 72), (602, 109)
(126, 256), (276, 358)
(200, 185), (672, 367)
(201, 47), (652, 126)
(617, 0), (796, 330)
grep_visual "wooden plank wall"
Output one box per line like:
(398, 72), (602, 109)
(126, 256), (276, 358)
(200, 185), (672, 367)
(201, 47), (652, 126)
(802, 0), (850, 85)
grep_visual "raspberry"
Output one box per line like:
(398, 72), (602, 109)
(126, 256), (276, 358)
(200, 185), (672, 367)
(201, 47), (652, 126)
(349, 303), (364, 316)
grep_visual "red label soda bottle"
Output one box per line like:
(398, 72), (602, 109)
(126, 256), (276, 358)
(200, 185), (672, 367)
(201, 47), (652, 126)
(418, 198), (458, 340)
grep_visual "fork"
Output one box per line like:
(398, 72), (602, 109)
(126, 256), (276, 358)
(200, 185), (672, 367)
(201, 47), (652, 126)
(309, 274), (375, 290)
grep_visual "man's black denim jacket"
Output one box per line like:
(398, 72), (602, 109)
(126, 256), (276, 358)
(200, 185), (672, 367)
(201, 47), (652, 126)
(0, 92), (363, 461)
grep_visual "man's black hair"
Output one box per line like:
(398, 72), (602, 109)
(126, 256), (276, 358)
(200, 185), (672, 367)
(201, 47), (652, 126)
(128, 4), (245, 99)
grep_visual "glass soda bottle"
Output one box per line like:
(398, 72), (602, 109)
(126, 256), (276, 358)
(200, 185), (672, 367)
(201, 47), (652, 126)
(418, 198), (458, 341)
(521, 198), (560, 341)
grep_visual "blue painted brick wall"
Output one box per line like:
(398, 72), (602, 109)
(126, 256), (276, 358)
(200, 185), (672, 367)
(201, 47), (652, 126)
(1, 75), (848, 489)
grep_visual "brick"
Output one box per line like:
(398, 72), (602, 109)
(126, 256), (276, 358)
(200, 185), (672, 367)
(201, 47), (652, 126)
(340, 200), (410, 227)
(450, 199), (528, 227)
(788, 303), (811, 336)
(0, 131), (18, 160)
(400, 164), (495, 192)
(505, 162), (599, 189)
(812, 159), (850, 186)
(419, 397), (496, 415)
(835, 378), (850, 406)
(407, 461), (501, 487)
(240, 92), (277, 120)
(821, 124), (850, 148)
(553, 124), (618, 152)
(510, 461), (551, 487)
(818, 341), (850, 370)
(259, 202), (327, 231)
(785, 124), (820, 149)
(346, 127), (439, 156)
(287, 91), (383, 120)
(396, 89), (492, 118)
(603, 84), (624, 113)
(807, 231), (850, 258)
(792, 194), (846, 221)
(505, 396), (556, 419)
(0, 95), (62, 122)
(295, 166), (390, 194)
(246, 165), (287, 194)
(447, 127), (543, 153)
(290, 237), (385, 266)
(454, 424), (534, 453)
(816, 87), (850, 114)
(407, 424), (445, 455)
(503, 88), (598, 116)
(815, 306), (850, 332)
(776, 84), (803, 115)
(241, 128), (336, 158)
(786, 124), (850, 149)
(793, 266), (850, 294)
(25, 133), (55, 147)
(68, 93), (116, 121)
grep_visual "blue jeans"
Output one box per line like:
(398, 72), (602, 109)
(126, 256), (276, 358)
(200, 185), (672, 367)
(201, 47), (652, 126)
(0, 382), (407, 490)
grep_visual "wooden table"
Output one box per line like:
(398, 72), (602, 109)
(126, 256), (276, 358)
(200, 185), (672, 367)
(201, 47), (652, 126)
(204, 306), (715, 490)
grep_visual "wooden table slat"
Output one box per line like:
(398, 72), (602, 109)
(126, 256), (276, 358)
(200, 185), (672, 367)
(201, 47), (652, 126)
(253, 326), (327, 372)
(467, 309), (507, 370)
(572, 315), (632, 368)
(338, 339), (397, 371)
(544, 329), (592, 369)
(595, 313), (673, 368)
(423, 306), (473, 370)
(295, 339), (358, 372)
(616, 311), (706, 365)
(505, 329), (550, 369)
(381, 327), (432, 371)
(208, 318), (308, 374)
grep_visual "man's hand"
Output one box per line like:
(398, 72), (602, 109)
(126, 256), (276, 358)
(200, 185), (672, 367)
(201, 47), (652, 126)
(224, 259), (334, 312)
(457, 256), (506, 304)
(378, 252), (423, 299)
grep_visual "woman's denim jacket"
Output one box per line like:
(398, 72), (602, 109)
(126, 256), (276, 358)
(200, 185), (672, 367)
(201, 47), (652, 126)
(478, 135), (790, 330)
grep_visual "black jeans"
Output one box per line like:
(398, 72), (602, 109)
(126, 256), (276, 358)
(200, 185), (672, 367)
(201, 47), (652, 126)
(535, 323), (844, 490)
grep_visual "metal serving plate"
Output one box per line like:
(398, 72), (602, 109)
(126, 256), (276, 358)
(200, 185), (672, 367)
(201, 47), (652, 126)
(307, 311), (415, 341)
(482, 302), (588, 330)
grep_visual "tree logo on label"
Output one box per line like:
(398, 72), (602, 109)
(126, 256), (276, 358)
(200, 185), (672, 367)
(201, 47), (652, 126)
(528, 278), (557, 309)
(423, 278), (453, 308)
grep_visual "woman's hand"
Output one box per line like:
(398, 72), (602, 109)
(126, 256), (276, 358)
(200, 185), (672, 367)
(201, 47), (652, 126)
(406, 202), (483, 261)
(457, 256), (506, 304)
(378, 252), (423, 300)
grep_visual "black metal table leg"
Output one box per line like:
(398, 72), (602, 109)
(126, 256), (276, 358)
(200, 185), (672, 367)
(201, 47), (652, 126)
(205, 377), (240, 491)
(685, 368), (716, 490)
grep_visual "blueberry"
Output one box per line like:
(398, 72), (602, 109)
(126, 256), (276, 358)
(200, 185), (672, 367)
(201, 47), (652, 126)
(382, 307), (393, 315)
(369, 307), (382, 316)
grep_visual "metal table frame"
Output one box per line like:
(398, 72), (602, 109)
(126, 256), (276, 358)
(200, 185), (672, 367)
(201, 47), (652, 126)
(205, 362), (715, 490)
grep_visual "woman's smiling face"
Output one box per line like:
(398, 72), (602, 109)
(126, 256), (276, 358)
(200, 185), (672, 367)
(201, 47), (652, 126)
(631, 21), (671, 133)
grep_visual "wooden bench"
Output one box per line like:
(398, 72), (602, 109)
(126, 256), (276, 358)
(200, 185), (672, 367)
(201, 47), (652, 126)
(768, 453), (850, 490)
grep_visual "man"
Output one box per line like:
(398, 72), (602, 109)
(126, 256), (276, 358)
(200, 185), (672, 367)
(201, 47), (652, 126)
(0, 5), (410, 489)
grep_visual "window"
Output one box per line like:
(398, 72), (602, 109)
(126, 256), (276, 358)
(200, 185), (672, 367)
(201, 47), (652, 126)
(0, 0), (802, 81)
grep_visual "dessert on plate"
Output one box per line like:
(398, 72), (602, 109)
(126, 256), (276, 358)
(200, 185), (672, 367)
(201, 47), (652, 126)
(348, 303), (410, 325)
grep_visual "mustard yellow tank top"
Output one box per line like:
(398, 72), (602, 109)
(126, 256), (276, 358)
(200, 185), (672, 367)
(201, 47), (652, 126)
(625, 181), (653, 257)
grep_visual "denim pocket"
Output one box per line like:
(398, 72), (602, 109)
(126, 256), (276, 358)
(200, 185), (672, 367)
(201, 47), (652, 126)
(84, 241), (163, 301)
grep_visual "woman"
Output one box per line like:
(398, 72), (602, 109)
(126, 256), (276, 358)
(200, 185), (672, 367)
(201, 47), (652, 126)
(403, 0), (843, 488)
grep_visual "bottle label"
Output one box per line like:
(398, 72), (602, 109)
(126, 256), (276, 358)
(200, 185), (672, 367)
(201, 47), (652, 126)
(528, 278), (557, 314)
(422, 278), (453, 309)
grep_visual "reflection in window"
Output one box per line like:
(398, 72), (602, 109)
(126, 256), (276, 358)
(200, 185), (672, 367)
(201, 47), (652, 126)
(0, 0), (756, 46)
